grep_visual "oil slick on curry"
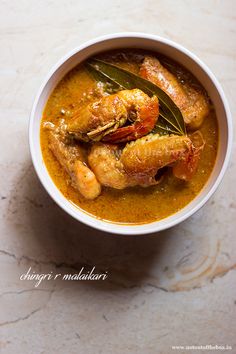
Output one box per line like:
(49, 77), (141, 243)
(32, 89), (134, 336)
(40, 50), (218, 224)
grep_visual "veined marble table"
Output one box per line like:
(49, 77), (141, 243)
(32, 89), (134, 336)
(0, 1), (235, 353)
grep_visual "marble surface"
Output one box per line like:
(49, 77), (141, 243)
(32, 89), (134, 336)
(0, 1), (236, 353)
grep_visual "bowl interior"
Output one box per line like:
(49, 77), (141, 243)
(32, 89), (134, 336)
(30, 34), (231, 235)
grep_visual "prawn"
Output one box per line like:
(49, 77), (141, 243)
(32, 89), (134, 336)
(88, 143), (163, 189)
(140, 56), (210, 130)
(49, 130), (101, 199)
(88, 133), (205, 190)
(67, 89), (159, 143)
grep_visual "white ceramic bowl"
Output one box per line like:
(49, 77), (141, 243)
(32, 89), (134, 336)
(29, 33), (232, 235)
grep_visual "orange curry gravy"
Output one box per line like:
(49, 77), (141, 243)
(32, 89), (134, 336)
(40, 50), (218, 224)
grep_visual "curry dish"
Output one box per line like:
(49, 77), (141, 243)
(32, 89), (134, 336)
(40, 50), (218, 224)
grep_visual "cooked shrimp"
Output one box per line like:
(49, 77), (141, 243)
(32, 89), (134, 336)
(140, 56), (210, 130)
(49, 131), (101, 199)
(121, 133), (204, 181)
(67, 89), (159, 143)
(88, 143), (162, 189)
(88, 133), (204, 189)
(121, 134), (192, 174)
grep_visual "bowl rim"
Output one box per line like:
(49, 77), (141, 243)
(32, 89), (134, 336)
(29, 32), (233, 235)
